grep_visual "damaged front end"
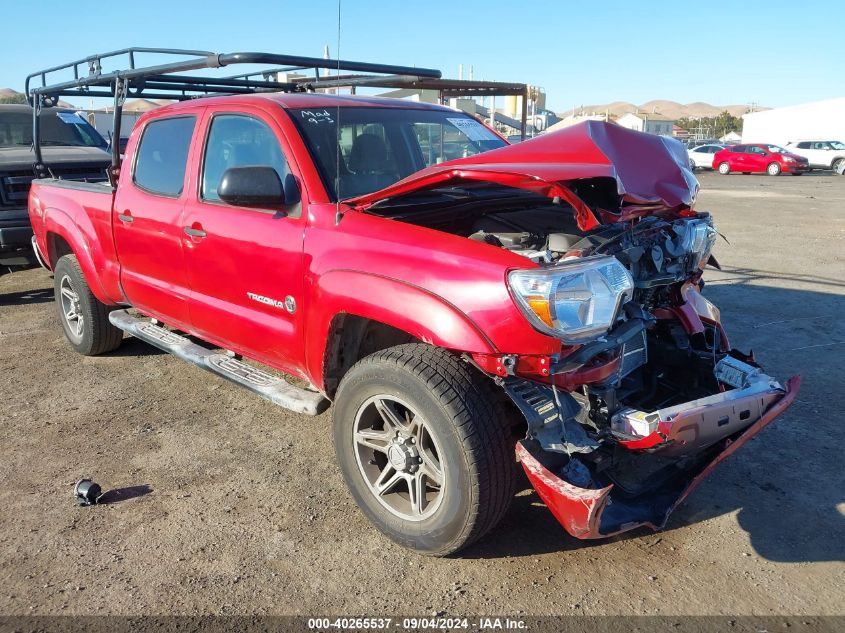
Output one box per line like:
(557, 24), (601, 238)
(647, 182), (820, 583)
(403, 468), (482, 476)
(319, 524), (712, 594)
(511, 372), (800, 539)
(354, 121), (799, 538)
(501, 212), (799, 538)
(499, 201), (800, 539)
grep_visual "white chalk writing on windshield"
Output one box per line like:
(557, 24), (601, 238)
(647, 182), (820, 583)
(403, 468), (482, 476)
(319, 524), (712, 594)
(300, 110), (335, 125)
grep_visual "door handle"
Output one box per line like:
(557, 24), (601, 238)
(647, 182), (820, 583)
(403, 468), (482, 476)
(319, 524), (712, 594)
(183, 226), (207, 238)
(117, 211), (133, 223)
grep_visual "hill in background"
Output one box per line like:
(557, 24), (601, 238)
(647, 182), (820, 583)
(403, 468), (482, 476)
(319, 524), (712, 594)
(559, 100), (767, 119)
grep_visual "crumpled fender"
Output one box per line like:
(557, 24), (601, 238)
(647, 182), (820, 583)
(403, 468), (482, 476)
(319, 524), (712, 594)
(517, 376), (801, 539)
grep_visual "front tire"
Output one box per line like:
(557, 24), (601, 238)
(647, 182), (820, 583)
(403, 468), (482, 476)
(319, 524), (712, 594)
(333, 344), (515, 556)
(718, 162), (731, 174)
(54, 255), (123, 356)
(832, 158), (844, 174)
(767, 162), (781, 176)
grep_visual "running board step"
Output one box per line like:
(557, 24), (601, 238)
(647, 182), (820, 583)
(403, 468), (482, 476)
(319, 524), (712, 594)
(109, 310), (329, 416)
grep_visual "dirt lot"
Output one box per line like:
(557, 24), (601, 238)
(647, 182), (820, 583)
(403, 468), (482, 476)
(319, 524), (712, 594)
(0, 171), (843, 618)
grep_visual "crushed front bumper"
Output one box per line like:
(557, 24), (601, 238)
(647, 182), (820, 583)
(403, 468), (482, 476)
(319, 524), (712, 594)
(516, 376), (800, 539)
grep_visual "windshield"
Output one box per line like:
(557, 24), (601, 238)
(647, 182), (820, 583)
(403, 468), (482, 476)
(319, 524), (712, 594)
(0, 110), (108, 149)
(830, 141), (845, 150)
(766, 145), (788, 154)
(287, 106), (507, 200)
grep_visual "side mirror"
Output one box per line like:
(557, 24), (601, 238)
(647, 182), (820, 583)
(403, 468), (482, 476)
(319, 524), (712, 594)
(282, 172), (301, 206)
(218, 166), (298, 210)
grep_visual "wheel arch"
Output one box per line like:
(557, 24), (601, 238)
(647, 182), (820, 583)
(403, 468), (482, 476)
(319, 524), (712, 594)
(307, 270), (498, 396)
(43, 212), (112, 304)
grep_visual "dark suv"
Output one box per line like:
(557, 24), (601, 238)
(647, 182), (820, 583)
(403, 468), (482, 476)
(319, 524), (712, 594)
(0, 104), (110, 271)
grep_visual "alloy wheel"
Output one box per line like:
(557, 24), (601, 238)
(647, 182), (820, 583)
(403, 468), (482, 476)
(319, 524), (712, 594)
(353, 394), (446, 521)
(59, 274), (84, 339)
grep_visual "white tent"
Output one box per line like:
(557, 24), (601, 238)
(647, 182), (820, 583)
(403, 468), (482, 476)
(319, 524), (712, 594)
(742, 97), (845, 145)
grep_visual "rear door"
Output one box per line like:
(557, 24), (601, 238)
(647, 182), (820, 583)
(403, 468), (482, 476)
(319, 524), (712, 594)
(727, 145), (746, 170)
(180, 106), (307, 374)
(113, 112), (201, 327)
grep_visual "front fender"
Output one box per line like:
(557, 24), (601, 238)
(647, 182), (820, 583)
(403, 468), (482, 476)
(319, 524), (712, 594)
(305, 269), (497, 389)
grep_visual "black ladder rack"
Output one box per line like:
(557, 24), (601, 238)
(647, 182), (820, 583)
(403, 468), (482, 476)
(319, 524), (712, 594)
(25, 47), (527, 179)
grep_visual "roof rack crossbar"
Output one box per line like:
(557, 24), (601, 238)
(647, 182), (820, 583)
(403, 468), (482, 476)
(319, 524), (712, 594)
(25, 47), (530, 176)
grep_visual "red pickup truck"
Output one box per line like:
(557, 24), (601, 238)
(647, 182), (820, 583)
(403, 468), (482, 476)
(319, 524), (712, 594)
(28, 89), (798, 556)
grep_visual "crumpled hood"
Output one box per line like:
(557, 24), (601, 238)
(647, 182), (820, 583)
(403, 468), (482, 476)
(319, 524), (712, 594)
(347, 120), (699, 231)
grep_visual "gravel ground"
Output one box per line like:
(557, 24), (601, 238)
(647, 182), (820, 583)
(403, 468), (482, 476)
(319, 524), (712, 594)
(0, 171), (843, 617)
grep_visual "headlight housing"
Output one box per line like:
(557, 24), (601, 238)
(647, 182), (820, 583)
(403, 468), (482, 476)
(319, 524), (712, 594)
(686, 219), (718, 271)
(508, 256), (634, 343)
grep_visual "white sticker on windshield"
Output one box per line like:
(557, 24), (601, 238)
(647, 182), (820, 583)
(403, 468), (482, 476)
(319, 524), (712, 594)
(56, 112), (87, 126)
(447, 117), (499, 142)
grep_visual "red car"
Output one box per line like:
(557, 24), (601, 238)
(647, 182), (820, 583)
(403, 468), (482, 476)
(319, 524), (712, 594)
(26, 49), (799, 556)
(713, 143), (809, 175)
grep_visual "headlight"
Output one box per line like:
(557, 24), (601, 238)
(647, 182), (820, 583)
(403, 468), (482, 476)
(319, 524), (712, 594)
(667, 218), (718, 271)
(508, 256), (634, 343)
(687, 219), (718, 270)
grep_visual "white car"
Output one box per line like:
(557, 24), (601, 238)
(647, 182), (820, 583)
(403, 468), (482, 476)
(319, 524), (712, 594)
(784, 140), (845, 172)
(687, 144), (726, 170)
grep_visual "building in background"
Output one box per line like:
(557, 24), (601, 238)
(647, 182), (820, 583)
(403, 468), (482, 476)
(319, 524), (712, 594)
(742, 97), (845, 145)
(545, 112), (612, 133)
(616, 112), (675, 136)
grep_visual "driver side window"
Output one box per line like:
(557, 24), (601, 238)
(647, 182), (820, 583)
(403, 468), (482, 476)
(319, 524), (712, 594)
(201, 114), (288, 203)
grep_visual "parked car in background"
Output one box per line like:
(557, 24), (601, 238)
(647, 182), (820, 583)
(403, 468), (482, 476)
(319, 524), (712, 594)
(687, 143), (725, 169)
(0, 104), (110, 273)
(713, 143), (809, 176)
(784, 140), (845, 172)
(683, 138), (720, 148)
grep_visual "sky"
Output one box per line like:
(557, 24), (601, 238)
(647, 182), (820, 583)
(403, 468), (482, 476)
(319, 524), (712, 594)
(2, 0), (843, 113)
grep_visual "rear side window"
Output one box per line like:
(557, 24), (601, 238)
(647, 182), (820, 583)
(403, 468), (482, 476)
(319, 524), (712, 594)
(797, 142), (811, 149)
(133, 116), (196, 196)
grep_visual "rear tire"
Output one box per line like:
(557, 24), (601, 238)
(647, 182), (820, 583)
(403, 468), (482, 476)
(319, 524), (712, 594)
(333, 343), (515, 556)
(767, 162), (781, 176)
(54, 255), (123, 356)
(718, 162), (731, 174)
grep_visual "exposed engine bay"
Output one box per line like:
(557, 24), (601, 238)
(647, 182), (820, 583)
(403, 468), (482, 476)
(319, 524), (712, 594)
(369, 183), (795, 537)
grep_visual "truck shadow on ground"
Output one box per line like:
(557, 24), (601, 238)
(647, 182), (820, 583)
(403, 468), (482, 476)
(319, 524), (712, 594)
(0, 286), (53, 306)
(103, 336), (167, 357)
(467, 273), (845, 563)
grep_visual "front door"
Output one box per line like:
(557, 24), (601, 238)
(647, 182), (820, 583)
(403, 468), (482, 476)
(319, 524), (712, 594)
(745, 145), (768, 171)
(181, 108), (307, 375)
(113, 113), (201, 328)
